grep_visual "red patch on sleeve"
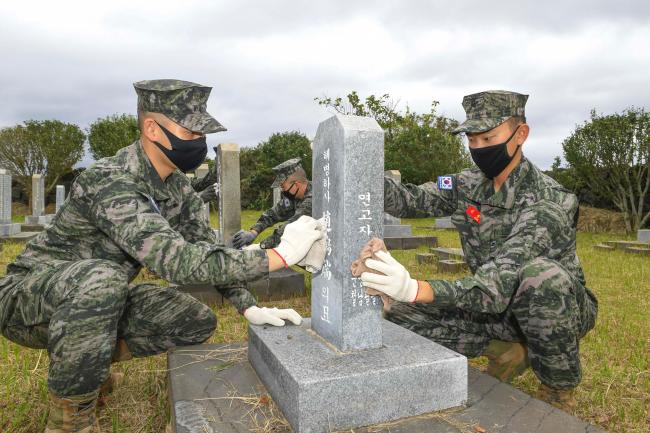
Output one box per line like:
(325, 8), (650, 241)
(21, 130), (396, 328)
(466, 205), (481, 224)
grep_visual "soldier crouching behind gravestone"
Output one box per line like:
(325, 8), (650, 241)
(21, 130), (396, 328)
(0, 79), (325, 433)
(359, 90), (598, 411)
(232, 158), (312, 250)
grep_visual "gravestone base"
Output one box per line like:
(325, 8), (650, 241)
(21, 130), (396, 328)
(625, 246), (650, 256)
(25, 215), (54, 225)
(0, 223), (21, 236)
(434, 217), (456, 230)
(383, 224), (412, 237)
(177, 268), (305, 305)
(430, 247), (465, 261)
(20, 223), (46, 232)
(594, 244), (615, 251)
(603, 240), (648, 249)
(0, 231), (39, 243)
(248, 318), (467, 433)
(438, 259), (469, 274)
(384, 236), (437, 250)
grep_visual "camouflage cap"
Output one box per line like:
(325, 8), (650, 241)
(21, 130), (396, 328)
(271, 158), (303, 188)
(133, 79), (226, 134)
(452, 90), (528, 134)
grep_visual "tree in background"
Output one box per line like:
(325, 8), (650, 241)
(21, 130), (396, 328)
(315, 91), (471, 184)
(563, 108), (650, 232)
(88, 113), (139, 161)
(0, 120), (85, 208)
(240, 131), (312, 209)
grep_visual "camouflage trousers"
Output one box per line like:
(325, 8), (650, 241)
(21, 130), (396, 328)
(0, 259), (218, 397)
(386, 257), (598, 389)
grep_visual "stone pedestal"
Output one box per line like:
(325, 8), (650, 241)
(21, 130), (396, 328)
(215, 144), (241, 245)
(638, 229), (650, 243)
(248, 115), (466, 433)
(248, 319), (467, 433)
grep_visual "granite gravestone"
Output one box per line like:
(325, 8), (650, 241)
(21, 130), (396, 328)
(273, 186), (282, 205)
(195, 163), (211, 225)
(25, 174), (53, 225)
(248, 115), (466, 433)
(55, 185), (65, 213)
(638, 229), (650, 244)
(0, 169), (21, 236)
(383, 170), (413, 238)
(215, 144), (241, 245)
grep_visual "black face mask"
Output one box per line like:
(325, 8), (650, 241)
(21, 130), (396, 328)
(153, 121), (207, 173)
(282, 182), (298, 200)
(469, 126), (521, 179)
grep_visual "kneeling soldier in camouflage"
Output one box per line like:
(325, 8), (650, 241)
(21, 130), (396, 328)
(360, 90), (598, 411)
(0, 79), (324, 432)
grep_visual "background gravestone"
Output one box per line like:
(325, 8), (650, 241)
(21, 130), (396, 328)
(195, 163), (211, 225)
(273, 186), (281, 205)
(0, 169), (21, 236)
(215, 144), (241, 245)
(638, 229), (650, 244)
(25, 174), (54, 225)
(248, 114), (466, 433)
(55, 185), (65, 213)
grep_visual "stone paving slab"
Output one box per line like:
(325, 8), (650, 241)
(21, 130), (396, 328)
(593, 244), (614, 251)
(168, 342), (607, 433)
(624, 246), (650, 256)
(20, 223), (45, 232)
(603, 240), (649, 249)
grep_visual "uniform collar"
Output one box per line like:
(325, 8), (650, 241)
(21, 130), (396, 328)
(134, 140), (172, 201)
(468, 156), (531, 209)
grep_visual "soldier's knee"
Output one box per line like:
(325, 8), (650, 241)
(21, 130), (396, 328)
(517, 257), (572, 296)
(192, 305), (217, 343)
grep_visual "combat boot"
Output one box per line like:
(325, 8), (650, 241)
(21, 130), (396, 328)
(45, 390), (100, 433)
(483, 340), (530, 382)
(97, 371), (124, 407)
(536, 384), (577, 412)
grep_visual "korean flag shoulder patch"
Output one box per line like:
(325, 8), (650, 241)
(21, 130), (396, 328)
(438, 175), (453, 190)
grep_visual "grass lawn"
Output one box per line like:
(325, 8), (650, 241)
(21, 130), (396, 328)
(0, 210), (648, 432)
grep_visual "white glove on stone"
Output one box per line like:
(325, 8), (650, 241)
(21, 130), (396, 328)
(244, 306), (303, 327)
(274, 216), (325, 266)
(360, 250), (419, 303)
(243, 243), (262, 251)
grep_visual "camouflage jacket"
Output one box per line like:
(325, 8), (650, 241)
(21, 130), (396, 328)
(6, 141), (267, 312)
(384, 157), (588, 314)
(251, 182), (313, 249)
(190, 166), (217, 193)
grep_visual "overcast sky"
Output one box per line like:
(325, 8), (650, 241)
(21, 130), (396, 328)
(1, 0), (648, 170)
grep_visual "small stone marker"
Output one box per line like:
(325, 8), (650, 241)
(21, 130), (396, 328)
(637, 229), (650, 244)
(416, 252), (436, 264)
(594, 244), (615, 251)
(0, 169), (21, 236)
(438, 259), (469, 273)
(55, 185), (65, 213)
(195, 163), (211, 224)
(215, 144), (241, 245)
(248, 115), (467, 433)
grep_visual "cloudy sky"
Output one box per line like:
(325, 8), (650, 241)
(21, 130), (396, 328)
(1, 0), (648, 169)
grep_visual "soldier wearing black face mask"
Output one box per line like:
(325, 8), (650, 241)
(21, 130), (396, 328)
(376, 90), (597, 412)
(233, 158), (313, 250)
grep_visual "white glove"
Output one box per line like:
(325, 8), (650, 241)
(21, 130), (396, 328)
(244, 306), (303, 327)
(243, 243), (262, 251)
(360, 250), (419, 303)
(213, 182), (220, 197)
(274, 216), (325, 266)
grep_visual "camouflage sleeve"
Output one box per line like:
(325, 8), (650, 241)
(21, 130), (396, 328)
(384, 176), (457, 218)
(177, 191), (217, 245)
(250, 200), (293, 234)
(428, 197), (577, 314)
(259, 194), (312, 249)
(190, 167), (218, 193)
(87, 180), (268, 311)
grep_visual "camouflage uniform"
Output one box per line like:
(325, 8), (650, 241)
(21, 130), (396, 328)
(251, 159), (313, 249)
(0, 80), (267, 398)
(384, 91), (598, 389)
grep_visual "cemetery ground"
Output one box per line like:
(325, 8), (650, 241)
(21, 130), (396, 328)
(0, 211), (648, 433)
